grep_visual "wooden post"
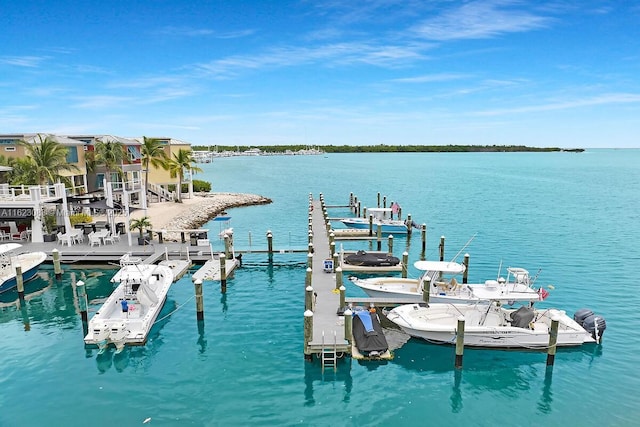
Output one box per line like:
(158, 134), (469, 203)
(305, 285), (314, 311)
(357, 201), (361, 217)
(368, 214), (373, 236)
(363, 206), (367, 219)
(304, 310), (313, 360)
(181, 231), (186, 244)
(305, 267), (312, 287)
(332, 252), (339, 274)
(76, 280), (88, 324)
(455, 316), (466, 369)
(329, 241), (336, 260)
(398, 206), (402, 220)
(329, 232), (335, 250)
(377, 192), (381, 207)
(390, 201), (395, 219)
(308, 231), (313, 244)
(158, 230), (163, 243)
(422, 277), (431, 304)
(546, 317), (560, 366)
(402, 252), (409, 278)
(52, 248), (62, 280)
(194, 279), (204, 321)
(383, 196), (387, 209)
(349, 192), (353, 210)
(266, 231), (273, 255)
(335, 267), (343, 291)
(421, 224), (427, 260)
(344, 308), (353, 344)
(406, 214), (412, 236)
(439, 235), (445, 261)
(219, 253), (227, 293)
(376, 224), (382, 251)
(16, 265), (24, 301)
(463, 253), (470, 284)
(224, 235), (231, 260)
(307, 253), (313, 269)
(388, 235), (394, 255)
(308, 242), (314, 255)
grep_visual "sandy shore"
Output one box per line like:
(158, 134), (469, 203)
(94, 192), (271, 240)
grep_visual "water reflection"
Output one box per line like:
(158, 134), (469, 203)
(303, 357), (353, 406)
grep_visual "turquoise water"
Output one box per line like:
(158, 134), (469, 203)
(1, 150), (639, 426)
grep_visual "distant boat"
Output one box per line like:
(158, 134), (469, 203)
(84, 255), (174, 352)
(0, 243), (47, 294)
(340, 208), (410, 234)
(387, 302), (606, 349)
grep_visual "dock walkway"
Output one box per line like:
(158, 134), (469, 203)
(306, 198), (349, 355)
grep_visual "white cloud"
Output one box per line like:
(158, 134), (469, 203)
(0, 55), (48, 67)
(411, 1), (552, 41)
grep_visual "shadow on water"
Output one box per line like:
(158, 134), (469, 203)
(392, 337), (604, 414)
(303, 357), (353, 406)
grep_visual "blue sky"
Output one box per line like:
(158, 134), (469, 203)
(1, 1), (639, 148)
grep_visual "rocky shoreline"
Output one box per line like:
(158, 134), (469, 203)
(159, 192), (272, 241)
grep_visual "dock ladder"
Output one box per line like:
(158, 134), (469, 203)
(321, 331), (338, 371)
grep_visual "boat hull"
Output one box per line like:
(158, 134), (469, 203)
(340, 218), (408, 234)
(84, 264), (174, 348)
(387, 303), (595, 349)
(0, 251), (47, 294)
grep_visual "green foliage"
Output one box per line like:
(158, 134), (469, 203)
(70, 213), (93, 226)
(167, 149), (203, 202)
(191, 179), (211, 192)
(130, 216), (152, 237)
(43, 212), (57, 233)
(18, 134), (80, 185)
(94, 137), (125, 181)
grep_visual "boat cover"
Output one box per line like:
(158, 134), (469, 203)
(345, 251), (400, 267)
(352, 309), (389, 355)
(510, 306), (535, 328)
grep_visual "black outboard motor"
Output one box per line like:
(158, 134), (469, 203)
(574, 308), (607, 343)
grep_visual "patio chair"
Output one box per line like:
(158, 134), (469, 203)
(57, 232), (72, 246)
(88, 232), (101, 247)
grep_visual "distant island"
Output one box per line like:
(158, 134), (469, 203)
(191, 144), (584, 154)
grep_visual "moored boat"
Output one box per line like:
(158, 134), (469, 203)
(340, 208), (412, 234)
(386, 302), (606, 349)
(0, 243), (47, 294)
(351, 262), (545, 305)
(84, 255), (174, 352)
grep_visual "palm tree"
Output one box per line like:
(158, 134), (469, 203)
(140, 136), (169, 195)
(19, 134), (79, 185)
(167, 149), (203, 202)
(94, 137), (125, 184)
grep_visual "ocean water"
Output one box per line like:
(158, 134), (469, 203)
(1, 150), (639, 426)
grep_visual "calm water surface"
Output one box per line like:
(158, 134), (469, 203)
(1, 150), (639, 426)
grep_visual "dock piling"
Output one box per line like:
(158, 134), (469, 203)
(266, 231), (273, 256)
(455, 316), (466, 369)
(304, 310), (314, 360)
(344, 308), (353, 345)
(546, 317), (560, 366)
(463, 254), (470, 284)
(75, 280), (88, 324)
(388, 235), (393, 255)
(194, 279), (204, 321)
(439, 236), (445, 261)
(339, 285), (345, 309)
(421, 224), (427, 260)
(335, 267), (343, 291)
(402, 252), (409, 278)
(305, 285), (314, 311)
(376, 225), (382, 251)
(52, 248), (62, 280)
(219, 253), (227, 292)
(16, 265), (24, 301)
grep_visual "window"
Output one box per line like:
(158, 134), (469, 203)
(96, 173), (104, 189)
(66, 147), (79, 163)
(127, 145), (141, 161)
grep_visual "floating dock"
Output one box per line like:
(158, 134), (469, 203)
(192, 257), (240, 282)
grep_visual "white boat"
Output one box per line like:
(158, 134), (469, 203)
(340, 208), (411, 234)
(0, 243), (47, 294)
(84, 255), (174, 352)
(387, 302), (606, 348)
(351, 262), (544, 305)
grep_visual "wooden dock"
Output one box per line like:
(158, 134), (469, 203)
(192, 257), (240, 282)
(306, 198), (350, 357)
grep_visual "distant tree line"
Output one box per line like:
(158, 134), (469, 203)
(192, 144), (583, 153)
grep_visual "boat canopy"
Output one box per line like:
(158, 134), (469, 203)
(413, 260), (466, 274)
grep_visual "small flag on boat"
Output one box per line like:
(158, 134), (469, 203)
(538, 287), (549, 300)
